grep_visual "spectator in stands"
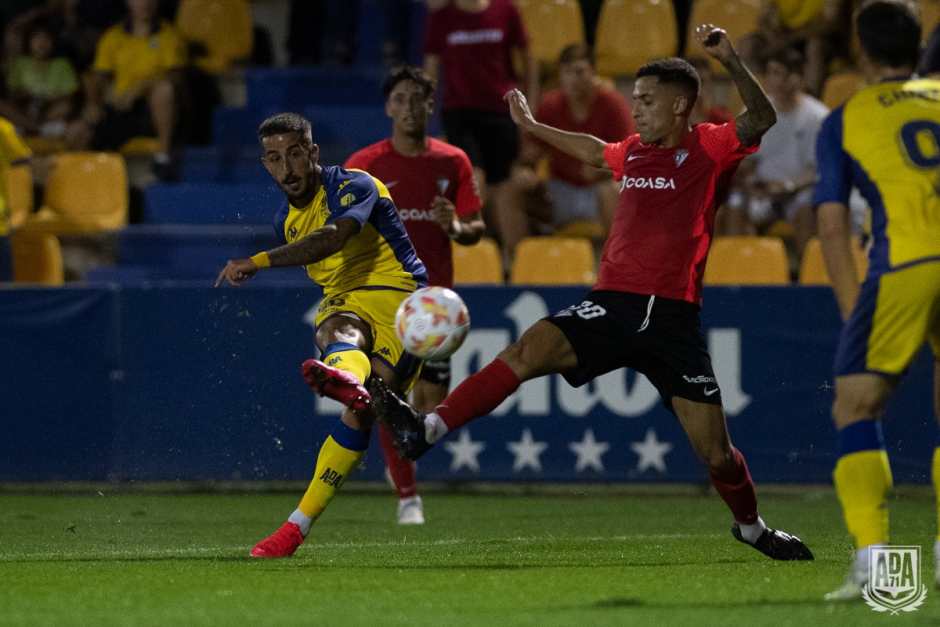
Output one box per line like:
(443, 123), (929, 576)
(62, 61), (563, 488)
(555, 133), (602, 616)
(423, 0), (537, 253)
(729, 46), (828, 259)
(499, 43), (631, 256)
(0, 116), (31, 281)
(0, 21), (78, 139)
(65, 0), (184, 180)
(688, 57), (734, 125)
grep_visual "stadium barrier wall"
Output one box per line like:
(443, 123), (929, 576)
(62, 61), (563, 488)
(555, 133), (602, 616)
(0, 286), (933, 484)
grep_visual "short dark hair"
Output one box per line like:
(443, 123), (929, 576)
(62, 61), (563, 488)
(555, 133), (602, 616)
(558, 43), (594, 67)
(382, 65), (435, 101)
(257, 112), (313, 145)
(856, 1), (920, 69)
(763, 46), (805, 76)
(636, 57), (700, 105)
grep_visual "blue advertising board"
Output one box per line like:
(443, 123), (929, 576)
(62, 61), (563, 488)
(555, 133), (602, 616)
(0, 285), (933, 483)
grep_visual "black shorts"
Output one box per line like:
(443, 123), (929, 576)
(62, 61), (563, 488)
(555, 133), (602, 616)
(546, 290), (722, 412)
(442, 108), (519, 185)
(418, 358), (451, 387)
(92, 98), (155, 151)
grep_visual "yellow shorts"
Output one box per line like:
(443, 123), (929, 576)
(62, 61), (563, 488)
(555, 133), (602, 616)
(835, 260), (940, 376)
(315, 288), (422, 390)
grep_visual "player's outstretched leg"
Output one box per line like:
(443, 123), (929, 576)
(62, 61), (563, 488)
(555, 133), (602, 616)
(673, 397), (814, 561)
(379, 320), (576, 460)
(301, 314), (375, 411)
(251, 417), (370, 557)
(825, 375), (895, 600)
(377, 421), (424, 525)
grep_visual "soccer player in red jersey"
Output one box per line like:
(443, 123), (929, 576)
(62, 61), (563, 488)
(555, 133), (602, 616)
(345, 66), (485, 525)
(381, 25), (814, 560)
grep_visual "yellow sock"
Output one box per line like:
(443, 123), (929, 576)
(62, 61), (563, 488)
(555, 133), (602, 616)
(322, 342), (371, 384)
(932, 447), (940, 541)
(834, 420), (892, 549)
(297, 422), (370, 521)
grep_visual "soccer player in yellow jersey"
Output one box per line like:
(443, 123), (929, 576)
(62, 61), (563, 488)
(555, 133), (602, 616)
(814, 1), (940, 599)
(0, 116), (31, 281)
(215, 112), (429, 558)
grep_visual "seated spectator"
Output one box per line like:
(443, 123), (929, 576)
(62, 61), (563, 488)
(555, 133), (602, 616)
(0, 116), (31, 281)
(727, 46), (828, 258)
(499, 43), (632, 256)
(66, 0), (184, 179)
(0, 20), (78, 139)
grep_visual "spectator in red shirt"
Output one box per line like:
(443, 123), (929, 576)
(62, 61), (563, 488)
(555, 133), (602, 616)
(423, 0), (537, 251)
(500, 43), (632, 256)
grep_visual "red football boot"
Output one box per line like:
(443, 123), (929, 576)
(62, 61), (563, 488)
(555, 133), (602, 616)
(250, 521), (304, 558)
(301, 359), (371, 411)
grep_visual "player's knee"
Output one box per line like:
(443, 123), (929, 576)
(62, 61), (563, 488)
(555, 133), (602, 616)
(832, 391), (887, 428)
(315, 322), (367, 352)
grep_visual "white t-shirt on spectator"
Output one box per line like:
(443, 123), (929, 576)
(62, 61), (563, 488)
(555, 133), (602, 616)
(753, 93), (829, 184)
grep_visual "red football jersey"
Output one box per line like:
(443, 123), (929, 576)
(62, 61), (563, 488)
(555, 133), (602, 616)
(599, 123), (758, 304)
(345, 138), (482, 288)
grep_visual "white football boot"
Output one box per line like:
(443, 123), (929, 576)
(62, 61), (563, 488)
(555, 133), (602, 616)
(397, 495), (425, 525)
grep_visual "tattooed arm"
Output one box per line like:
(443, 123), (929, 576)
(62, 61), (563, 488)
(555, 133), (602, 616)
(694, 24), (776, 146)
(214, 218), (359, 287)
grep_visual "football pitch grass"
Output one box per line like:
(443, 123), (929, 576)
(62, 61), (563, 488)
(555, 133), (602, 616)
(1, 486), (938, 626)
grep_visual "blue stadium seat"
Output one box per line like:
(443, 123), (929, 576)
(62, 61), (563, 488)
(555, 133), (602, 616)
(143, 183), (282, 225)
(243, 68), (385, 109)
(179, 146), (269, 183)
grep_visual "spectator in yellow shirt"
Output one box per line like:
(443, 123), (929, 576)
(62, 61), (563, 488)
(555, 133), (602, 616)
(66, 0), (185, 180)
(0, 116), (32, 281)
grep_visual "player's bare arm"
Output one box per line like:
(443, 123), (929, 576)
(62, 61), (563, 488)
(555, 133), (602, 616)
(695, 24), (776, 146)
(214, 218), (359, 287)
(816, 201), (860, 319)
(505, 89), (606, 168)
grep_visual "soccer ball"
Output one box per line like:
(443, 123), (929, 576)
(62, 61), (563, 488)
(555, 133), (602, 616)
(395, 287), (470, 360)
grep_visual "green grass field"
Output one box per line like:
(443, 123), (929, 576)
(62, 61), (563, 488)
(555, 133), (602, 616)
(1, 487), (937, 626)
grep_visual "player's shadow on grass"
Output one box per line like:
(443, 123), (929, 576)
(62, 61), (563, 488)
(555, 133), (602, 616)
(590, 597), (828, 610)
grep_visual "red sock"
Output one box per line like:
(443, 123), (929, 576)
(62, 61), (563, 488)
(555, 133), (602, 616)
(709, 447), (758, 525)
(377, 422), (417, 499)
(435, 359), (521, 431)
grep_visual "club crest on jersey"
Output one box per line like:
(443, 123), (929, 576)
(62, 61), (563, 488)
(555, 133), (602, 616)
(620, 176), (677, 191)
(436, 178), (450, 195)
(675, 149), (689, 168)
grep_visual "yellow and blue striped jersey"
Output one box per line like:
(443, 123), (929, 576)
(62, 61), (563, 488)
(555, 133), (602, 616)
(273, 165), (427, 296)
(814, 77), (940, 274)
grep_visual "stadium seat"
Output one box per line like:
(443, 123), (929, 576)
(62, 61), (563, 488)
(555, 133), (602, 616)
(22, 152), (128, 235)
(704, 236), (789, 285)
(6, 164), (32, 229)
(10, 232), (64, 285)
(798, 237), (869, 285)
(510, 236), (595, 285)
(119, 137), (160, 157)
(176, 0), (253, 74)
(554, 220), (604, 240)
(687, 0), (761, 72)
(595, 0), (678, 77)
(821, 72), (867, 110)
(452, 238), (503, 285)
(923, 0), (940, 42)
(513, 0), (585, 67)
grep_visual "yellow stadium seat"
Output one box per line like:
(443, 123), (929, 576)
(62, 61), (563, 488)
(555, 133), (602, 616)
(798, 237), (869, 285)
(6, 164), (33, 229)
(510, 236), (595, 285)
(10, 232), (64, 285)
(554, 219), (604, 239)
(596, 0), (678, 77)
(452, 238), (504, 285)
(513, 0), (585, 67)
(821, 71), (867, 110)
(704, 236), (790, 285)
(23, 152), (128, 235)
(176, 0), (253, 73)
(688, 0), (761, 73)
(119, 136), (160, 156)
(922, 0), (940, 42)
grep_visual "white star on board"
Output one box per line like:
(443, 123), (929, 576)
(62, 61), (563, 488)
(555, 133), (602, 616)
(569, 429), (610, 472)
(507, 428), (548, 472)
(444, 430), (486, 472)
(630, 428), (673, 473)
